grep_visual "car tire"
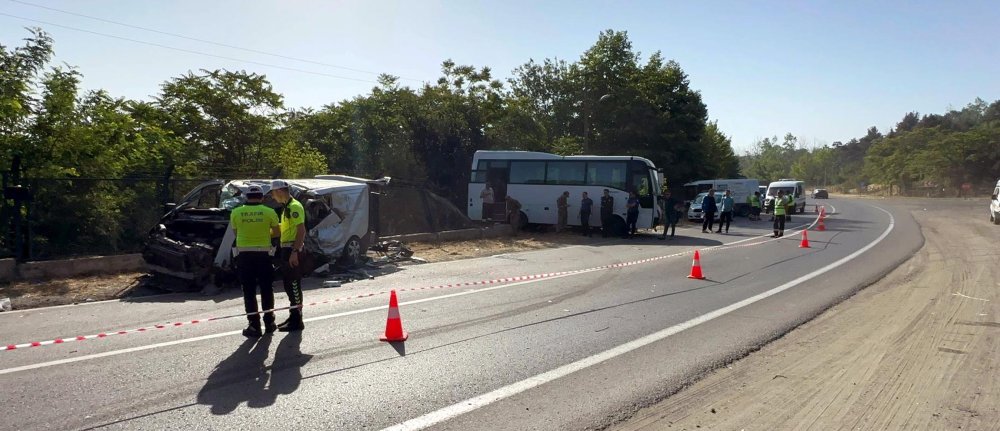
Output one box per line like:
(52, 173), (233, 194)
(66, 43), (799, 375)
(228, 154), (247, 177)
(338, 235), (363, 267)
(994, 211), (1000, 225)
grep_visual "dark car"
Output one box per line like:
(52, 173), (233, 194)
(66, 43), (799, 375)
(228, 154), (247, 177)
(812, 189), (829, 199)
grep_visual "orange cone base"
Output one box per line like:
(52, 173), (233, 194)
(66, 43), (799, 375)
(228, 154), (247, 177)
(380, 331), (409, 342)
(687, 273), (705, 280)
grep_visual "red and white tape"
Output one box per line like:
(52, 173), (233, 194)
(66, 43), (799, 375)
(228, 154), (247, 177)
(4, 212), (825, 351)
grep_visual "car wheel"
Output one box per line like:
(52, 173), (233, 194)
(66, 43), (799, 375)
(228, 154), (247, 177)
(737, 206), (750, 217)
(339, 235), (363, 267)
(994, 211), (1000, 225)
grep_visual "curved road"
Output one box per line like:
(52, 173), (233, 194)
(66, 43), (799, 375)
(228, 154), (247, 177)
(0, 198), (920, 431)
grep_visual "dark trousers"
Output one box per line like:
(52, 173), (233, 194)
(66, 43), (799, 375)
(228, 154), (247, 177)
(601, 213), (613, 237)
(581, 212), (592, 236)
(662, 220), (676, 238)
(702, 212), (716, 232)
(718, 211), (733, 232)
(773, 214), (786, 234)
(237, 252), (275, 326)
(626, 211), (639, 237)
(279, 248), (304, 322)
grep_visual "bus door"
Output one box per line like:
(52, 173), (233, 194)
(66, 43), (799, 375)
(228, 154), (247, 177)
(486, 165), (509, 221)
(630, 162), (656, 228)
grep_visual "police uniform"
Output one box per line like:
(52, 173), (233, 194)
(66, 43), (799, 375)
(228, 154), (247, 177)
(600, 193), (614, 237)
(773, 193), (789, 237)
(274, 180), (307, 331)
(230, 186), (280, 337)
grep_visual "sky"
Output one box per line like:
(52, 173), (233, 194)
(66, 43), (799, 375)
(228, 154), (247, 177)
(2, 0), (999, 153)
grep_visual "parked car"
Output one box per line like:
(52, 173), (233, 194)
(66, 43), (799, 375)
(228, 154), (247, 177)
(143, 175), (388, 288)
(812, 188), (829, 199)
(687, 191), (725, 222)
(682, 178), (760, 217)
(990, 180), (1000, 225)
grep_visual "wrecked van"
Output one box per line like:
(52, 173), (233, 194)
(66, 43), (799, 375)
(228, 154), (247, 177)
(142, 175), (387, 287)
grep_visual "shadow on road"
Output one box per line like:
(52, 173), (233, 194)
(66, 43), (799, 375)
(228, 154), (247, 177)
(197, 332), (312, 415)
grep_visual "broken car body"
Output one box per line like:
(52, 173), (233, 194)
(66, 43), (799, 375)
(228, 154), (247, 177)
(142, 175), (387, 287)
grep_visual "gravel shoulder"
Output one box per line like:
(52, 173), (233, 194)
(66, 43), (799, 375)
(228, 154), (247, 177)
(613, 198), (1000, 431)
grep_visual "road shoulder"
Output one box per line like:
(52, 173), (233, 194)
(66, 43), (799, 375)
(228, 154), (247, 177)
(612, 200), (999, 431)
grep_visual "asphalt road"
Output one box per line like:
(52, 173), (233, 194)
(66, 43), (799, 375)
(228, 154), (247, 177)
(0, 198), (922, 431)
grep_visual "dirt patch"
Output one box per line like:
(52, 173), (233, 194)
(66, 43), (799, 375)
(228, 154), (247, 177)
(406, 230), (602, 263)
(0, 273), (145, 310)
(613, 201), (1000, 430)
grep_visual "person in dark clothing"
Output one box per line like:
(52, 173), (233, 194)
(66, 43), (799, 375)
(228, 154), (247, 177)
(229, 186), (280, 338)
(701, 189), (718, 233)
(659, 190), (680, 240)
(626, 191), (640, 238)
(600, 189), (614, 238)
(579, 191), (594, 237)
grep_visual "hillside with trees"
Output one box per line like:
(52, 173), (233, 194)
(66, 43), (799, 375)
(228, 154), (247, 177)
(1, 28), (737, 259)
(741, 99), (1000, 196)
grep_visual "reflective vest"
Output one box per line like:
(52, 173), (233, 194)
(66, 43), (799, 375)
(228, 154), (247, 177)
(774, 196), (789, 216)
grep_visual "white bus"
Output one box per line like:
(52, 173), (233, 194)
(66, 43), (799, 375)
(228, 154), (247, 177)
(468, 150), (662, 235)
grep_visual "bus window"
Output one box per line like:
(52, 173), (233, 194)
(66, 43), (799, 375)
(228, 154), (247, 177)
(586, 161), (627, 190)
(471, 171), (486, 183)
(509, 161), (546, 184)
(546, 161), (586, 185)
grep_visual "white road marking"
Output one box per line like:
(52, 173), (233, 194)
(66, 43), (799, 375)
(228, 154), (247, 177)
(381, 204), (893, 431)
(953, 293), (989, 302)
(0, 215), (819, 374)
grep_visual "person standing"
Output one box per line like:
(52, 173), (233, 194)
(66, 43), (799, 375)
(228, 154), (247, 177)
(556, 191), (570, 233)
(271, 180), (307, 332)
(506, 195), (522, 236)
(750, 191), (762, 221)
(600, 189), (614, 238)
(717, 190), (735, 234)
(626, 191), (640, 238)
(659, 190), (680, 240)
(579, 191), (594, 237)
(773, 190), (789, 238)
(229, 186), (280, 338)
(480, 182), (495, 221)
(701, 189), (718, 233)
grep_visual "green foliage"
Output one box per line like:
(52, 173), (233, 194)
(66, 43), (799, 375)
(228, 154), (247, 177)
(2, 28), (742, 259)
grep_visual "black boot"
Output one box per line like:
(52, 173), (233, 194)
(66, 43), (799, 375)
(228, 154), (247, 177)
(242, 323), (263, 338)
(278, 319), (305, 332)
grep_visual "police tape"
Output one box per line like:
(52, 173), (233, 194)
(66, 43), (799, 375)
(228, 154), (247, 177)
(4, 212), (825, 352)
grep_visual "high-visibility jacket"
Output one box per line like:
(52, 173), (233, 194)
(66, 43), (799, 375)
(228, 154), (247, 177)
(750, 195), (761, 208)
(774, 196), (789, 216)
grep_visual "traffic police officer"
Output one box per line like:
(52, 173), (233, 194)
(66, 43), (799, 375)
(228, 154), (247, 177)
(230, 185), (280, 337)
(271, 180), (307, 332)
(772, 190), (789, 238)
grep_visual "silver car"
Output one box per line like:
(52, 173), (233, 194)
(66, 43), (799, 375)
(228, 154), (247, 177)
(687, 191), (725, 221)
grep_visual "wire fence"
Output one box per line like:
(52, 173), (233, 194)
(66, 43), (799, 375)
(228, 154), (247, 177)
(0, 173), (477, 262)
(1, 175), (219, 261)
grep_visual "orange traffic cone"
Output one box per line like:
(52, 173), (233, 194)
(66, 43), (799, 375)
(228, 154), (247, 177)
(817, 216), (826, 231)
(799, 229), (811, 248)
(687, 250), (706, 279)
(380, 290), (409, 342)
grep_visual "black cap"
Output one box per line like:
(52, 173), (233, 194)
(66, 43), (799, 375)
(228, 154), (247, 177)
(247, 186), (264, 198)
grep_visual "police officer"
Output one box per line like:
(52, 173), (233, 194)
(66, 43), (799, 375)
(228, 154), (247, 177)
(230, 185), (280, 337)
(271, 180), (307, 332)
(600, 189), (614, 238)
(772, 190), (789, 238)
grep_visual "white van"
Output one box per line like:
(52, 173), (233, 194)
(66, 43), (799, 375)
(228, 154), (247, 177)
(682, 178), (760, 217)
(990, 180), (1000, 225)
(765, 180), (807, 214)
